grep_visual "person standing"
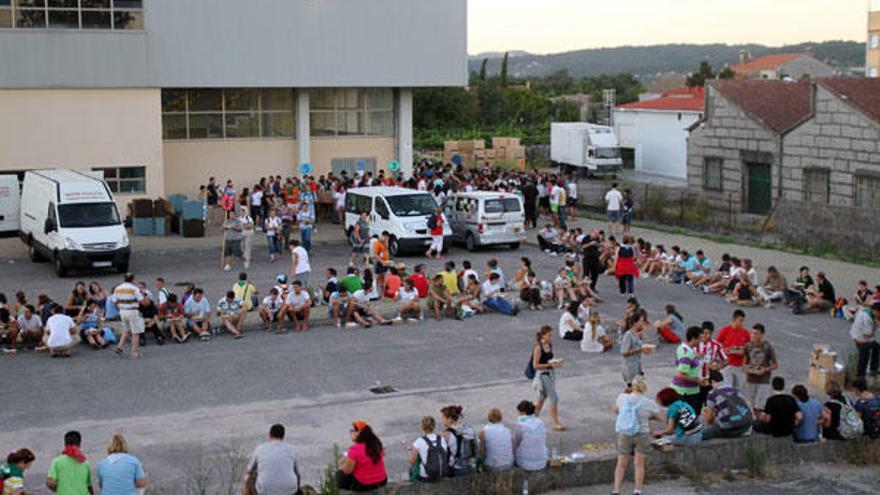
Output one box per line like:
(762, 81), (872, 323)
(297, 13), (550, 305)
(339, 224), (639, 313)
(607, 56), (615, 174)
(297, 202), (315, 253)
(531, 326), (564, 431)
(605, 183), (624, 237)
(46, 431), (92, 495)
(620, 316), (651, 386)
(622, 188), (634, 234)
(425, 207), (444, 260)
(671, 326), (703, 415)
(349, 211), (370, 267)
(850, 303), (880, 380)
(97, 434), (148, 495)
(243, 424), (299, 495)
(581, 230), (603, 293)
(566, 176), (578, 219)
(288, 240), (311, 291)
(221, 210), (243, 272)
(264, 207), (283, 263)
(521, 180), (538, 230)
(612, 376), (662, 495)
(716, 310), (750, 389)
(614, 236), (639, 298)
(238, 206), (255, 270)
(113, 273), (145, 359)
(743, 323), (779, 407)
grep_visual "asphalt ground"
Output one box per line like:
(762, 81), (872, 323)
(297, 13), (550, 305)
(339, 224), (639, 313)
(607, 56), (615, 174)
(0, 224), (865, 492)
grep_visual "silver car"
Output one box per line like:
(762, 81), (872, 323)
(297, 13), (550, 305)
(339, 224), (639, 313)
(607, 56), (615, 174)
(444, 191), (526, 251)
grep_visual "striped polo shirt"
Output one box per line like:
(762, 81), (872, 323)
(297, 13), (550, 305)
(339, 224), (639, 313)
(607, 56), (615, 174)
(672, 343), (700, 396)
(113, 282), (143, 311)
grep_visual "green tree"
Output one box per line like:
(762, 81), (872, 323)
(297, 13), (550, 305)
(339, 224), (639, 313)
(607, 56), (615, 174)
(539, 69), (575, 95)
(500, 52), (509, 88)
(718, 66), (736, 79)
(551, 100), (581, 122)
(687, 60), (716, 87)
(479, 58), (488, 84)
(414, 87), (477, 129)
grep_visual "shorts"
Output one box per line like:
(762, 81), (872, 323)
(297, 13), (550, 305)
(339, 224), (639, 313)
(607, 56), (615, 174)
(616, 433), (651, 455)
(429, 235), (443, 252)
(328, 302), (347, 319)
(539, 197), (550, 209)
(264, 309), (282, 321)
(119, 309), (145, 335)
(536, 372), (559, 404)
(186, 318), (207, 329)
(622, 211), (633, 225)
(224, 239), (243, 257)
(550, 204), (559, 213)
(374, 262), (388, 274)
(607, 210), (621, 223)
(352, 241), (369, 254)
(289, 309), (308, 319)
(295, 271), (310, 289)
(566, 197), (577, 207)
(426, 297), (446, 309)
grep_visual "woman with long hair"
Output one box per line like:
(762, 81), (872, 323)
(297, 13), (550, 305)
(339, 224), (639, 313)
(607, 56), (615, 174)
(1, 448), (35, 495)
(65, 281), (88, 317)
(653, 304), (685, 344)
(532, 326), (564, 431)
(337, 421), (388, 492)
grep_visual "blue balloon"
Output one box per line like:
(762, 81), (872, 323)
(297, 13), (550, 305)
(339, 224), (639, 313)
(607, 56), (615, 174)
(299, 162), (313, 175)
(451, 154), (462, 166)
(388, 160), (400, 172)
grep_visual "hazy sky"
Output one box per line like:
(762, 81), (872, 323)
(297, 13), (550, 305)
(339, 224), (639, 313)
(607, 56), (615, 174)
(469, 0), (868, 54)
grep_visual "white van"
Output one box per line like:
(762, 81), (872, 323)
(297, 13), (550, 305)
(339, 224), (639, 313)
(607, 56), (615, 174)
(0, 175), (20, 236)
(443, 191), (526, 251)
(344, 186), (451, 256)
(20, 170), (130, 276)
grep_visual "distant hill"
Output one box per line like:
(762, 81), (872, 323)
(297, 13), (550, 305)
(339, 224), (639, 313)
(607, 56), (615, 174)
(467, 41), (864, 81)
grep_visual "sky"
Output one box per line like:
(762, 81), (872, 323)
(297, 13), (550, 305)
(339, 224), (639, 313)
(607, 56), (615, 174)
(469, 0), (869, 55)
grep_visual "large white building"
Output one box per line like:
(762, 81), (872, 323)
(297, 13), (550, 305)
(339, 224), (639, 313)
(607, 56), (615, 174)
(0, 0), (467, 200)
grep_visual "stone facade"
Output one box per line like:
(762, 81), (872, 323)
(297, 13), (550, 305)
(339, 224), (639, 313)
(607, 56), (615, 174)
(687, 84), (782, 213)
(778, 56), (835, 80)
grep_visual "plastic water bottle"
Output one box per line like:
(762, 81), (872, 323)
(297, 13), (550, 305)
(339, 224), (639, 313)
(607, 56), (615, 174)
(522, 479), (529, 495)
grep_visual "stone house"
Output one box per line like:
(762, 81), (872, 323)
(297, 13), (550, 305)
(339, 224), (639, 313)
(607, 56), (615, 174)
(729, 53), (835, 81)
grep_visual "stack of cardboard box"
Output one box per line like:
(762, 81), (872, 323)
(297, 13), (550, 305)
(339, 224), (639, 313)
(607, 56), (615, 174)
(807, 344), (845, 391)
(491, 137), (526, 162)
(441, 137), (525, 167)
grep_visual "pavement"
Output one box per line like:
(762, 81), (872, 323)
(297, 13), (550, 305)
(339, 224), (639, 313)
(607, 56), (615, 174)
(0, 216), (875, 493)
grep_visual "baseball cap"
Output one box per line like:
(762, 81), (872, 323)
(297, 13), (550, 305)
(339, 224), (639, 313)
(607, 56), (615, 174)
(276, 274), (288, 283)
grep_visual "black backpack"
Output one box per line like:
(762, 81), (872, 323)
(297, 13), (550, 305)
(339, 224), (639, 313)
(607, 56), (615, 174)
(718, 388), (753, 430)
(447, 426), (477, 475)
(421, 435), (448, 482)
(427, 215), (439, 230)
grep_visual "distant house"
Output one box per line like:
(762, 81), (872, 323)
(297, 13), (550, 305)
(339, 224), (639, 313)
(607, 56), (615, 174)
(640, 74), (689, 101)
(728, 53), (834, 81)
(615, 87), (704, 180)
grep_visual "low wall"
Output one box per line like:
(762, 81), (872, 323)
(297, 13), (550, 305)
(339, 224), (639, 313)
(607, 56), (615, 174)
(350, 436), (852, 495)
(775, 199), (880, 260)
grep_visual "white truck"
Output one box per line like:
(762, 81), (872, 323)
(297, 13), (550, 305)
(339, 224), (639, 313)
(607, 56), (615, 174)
(551, 123), (623, 175)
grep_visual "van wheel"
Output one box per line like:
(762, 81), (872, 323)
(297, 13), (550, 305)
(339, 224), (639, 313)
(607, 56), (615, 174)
(28, 238), (43, 262)
(54, 253), (68, 277)
(388, 236), (400, 257)
(465, 234), (477, 252)
(117, 262), (129, 274)
(509, 242), (521, 250)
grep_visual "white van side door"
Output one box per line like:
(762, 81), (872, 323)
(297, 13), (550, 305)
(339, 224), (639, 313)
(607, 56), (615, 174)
(372, 196), (392, 237)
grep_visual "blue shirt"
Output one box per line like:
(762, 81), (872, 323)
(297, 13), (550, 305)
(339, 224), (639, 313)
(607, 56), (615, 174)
(794, 398), (823, 442)
(97, 453), (145, 495)
(683, 256), (700, 272)
(700, 257), (714, 272)
(667, 400), (699, 438)
(184, 297), (210, 319)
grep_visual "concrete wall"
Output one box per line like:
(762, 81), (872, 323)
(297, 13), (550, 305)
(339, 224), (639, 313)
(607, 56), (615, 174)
(615, 109), (701, 180)
(783, 85), (880, 206)
(687, 86), (781, 212)
(162, 140), (299, 197)
(0, 0), (468, 89)
(312, 137), (397, 178)
(779, 56), (835, 80)
(0, 88), (163, 205)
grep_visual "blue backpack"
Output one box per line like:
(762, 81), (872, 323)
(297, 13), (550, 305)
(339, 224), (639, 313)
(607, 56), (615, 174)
(616, 395), (643, 436)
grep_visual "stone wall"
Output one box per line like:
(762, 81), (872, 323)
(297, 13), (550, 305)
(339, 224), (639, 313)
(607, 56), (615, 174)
(779, 57), (835, 80)
(687, 85), (781, 213)
(776, 198), (880, 258)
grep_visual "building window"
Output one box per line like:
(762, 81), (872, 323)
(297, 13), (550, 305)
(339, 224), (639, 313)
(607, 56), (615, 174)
(703, 157), (723, 191)
(161, 88), (295, 140)
(872, 33), (880, 49)
(855, 173), (880, 207)
(94, 166), (146, 194)
(310, 88), (395, 137)
(0, 0), (142, 30)
(870, 67), (879, 78)
(803, 168), (830, 204)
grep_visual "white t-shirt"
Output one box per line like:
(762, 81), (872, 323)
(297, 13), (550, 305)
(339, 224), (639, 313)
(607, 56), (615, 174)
(334, 191), (345, 210)
(550, 185), (563, 206)
(577, 303), (591, 322)
(398, 287), (418, 303)
(285, 290), (310, 310)
(251, 190), (263, 207)
(481, 280), (502, 299)
(292, 246), (310, 274)
(605, 189), (623, 211)
(46, 314), (75, 348)
(567, 182), (578, 199)
(239, 215), (255, 232)
(462, 269), (479, 284)
(351, 289), (369, 306)
(581, 323), (607, 353)
(17, 314), (42, 332)
(558, 312), (579, 338)
(262, 296), (284, 313)
(265, 216), (281, 236)
(539, 227), (558, 242)
(412, 434), (448, 479)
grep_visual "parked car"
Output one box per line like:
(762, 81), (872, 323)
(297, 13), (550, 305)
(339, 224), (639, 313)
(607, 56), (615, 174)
(444, 191), (525, 251)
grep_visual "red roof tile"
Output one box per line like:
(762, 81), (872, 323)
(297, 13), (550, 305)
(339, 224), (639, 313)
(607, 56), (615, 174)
(819, 77), (880, 125)
(617, 93), (704, 112)
(730, 53), (804, 75)
(709, 80), (812, 134)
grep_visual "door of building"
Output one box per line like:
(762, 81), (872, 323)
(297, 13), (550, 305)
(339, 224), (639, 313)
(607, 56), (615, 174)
(746, 162), (772, 215)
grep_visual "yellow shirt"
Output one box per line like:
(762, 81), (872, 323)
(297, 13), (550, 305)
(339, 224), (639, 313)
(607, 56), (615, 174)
(439, 270), (459, 295)
(232, 282), (257, 311)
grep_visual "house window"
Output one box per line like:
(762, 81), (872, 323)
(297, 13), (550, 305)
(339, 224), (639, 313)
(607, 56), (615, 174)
(803, 168), (830, 204)
(310, 89), (395, 137)
(94, 166), (146, 194)
(0, 0), (143, 29)
(870, 67), (879, 78)
(703, 157), (723, 191)
(161, 88), (295, 140)
(855, 173), (880, 208)
(872, 33), (880, 49)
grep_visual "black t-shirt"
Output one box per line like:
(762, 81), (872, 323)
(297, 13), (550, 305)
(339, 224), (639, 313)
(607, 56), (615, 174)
(818, 279), (835, 302)
(140, 302), (158, 320)
(763, 394), (799, 437)
(582, 236), (601, 261)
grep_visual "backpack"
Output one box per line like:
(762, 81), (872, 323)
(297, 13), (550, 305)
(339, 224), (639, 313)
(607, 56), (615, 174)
(421, 435), (448, 482)
(832, 400), (864, 440)
(524, 355), (536, 380)
(447, 425), (477, 473)
(717, 388), (753, 430)
(615, 395), (643, 436)
(427, 215), (439, 230)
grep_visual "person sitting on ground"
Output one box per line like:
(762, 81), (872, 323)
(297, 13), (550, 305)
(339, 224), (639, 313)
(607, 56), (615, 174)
(243, 424), (300, 495)
(728, 272), (758, 307)
(285, 281), (311, 332)
(407, 264), (429, 299)
(844, 280), (874, 320)
(537, 224), (562, 256)
(183, 288), (211, 341)
(519, 271), (542, 311)
(792, 384), (822, 443)
(137, 287), (165, 346)
(97, 434), (148, 495)
(512, 400), (547, 471)
(322, 268), (340, 304)
(426, 274), (453, 321)
(65, 281), (89, 318)
(553, 268), (578, 310)
(16, 304), (44, 350)
(652, 387), (703, 446)
(481, 273), (519, 316)
(346, 281), (390, 328)
(407, 416), (449, 483)
(337, 421), (388, 492)
(581, 312), (610, 353)
(753, 377), (798, 438)
(232, 272), (259, 312)
(383, 267), (403, 301)
(45, 305), (78, 358)
(158, 293), (188, 343)
(757, 266), (787, 307)
(455, 274), (484, 318)
(558, 301), (583, 341)
(783, 265), (814, 308)
(701, 371), (754, 440)
(479, 409), (513, 471)
(339, 266), (363, 295)
(484, 259), (506, 290)
(0, 307), (20, 355)
(393, 278), (423, 322)
(687, 250), (714, 288)
(47, 431), (92, 495)
(798, 271), (835, 314)
(75, 301), (107, 350)
(438, 261), (459, 296)
(612, 376), (662, 495)
(853, 378), (880, 439)
(217, 290), (245, 338)
(327, 286), (350, 329)
(259, 288), (286, 331)
(440, 405), (477, 477)
(653, 304), (684, 344)
(459, 260), (479, 290)
(1, 448), (35, 495)
(821, 380), (854, 441)
(704, 256), (742, 295)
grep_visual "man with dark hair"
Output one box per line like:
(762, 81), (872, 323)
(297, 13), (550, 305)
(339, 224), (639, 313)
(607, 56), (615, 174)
(47, 430), (92, 494)
(702, 371), (753, 440)
(717, 310), (750, 389)
(753, 377), (798, 437)
(184, 288), (211, 341)
(113, 273), (146, 359)
(217, 290), (245, 338)
(801, 271), (835, 314)
(244, 424), (299, 495)
(854, 378), (880, 439)
(672, 326), (703, 414)
(743, 323), (778, 407)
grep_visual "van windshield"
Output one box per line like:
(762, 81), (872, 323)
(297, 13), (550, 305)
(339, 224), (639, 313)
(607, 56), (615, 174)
(484, 198), (522, 214)
(595, 147), (620, 159)
(58, 202), (121, 228)
(385, 194), (437, 217)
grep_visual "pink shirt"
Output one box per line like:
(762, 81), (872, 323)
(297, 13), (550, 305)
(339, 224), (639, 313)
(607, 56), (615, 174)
(346, 443), (387, 485)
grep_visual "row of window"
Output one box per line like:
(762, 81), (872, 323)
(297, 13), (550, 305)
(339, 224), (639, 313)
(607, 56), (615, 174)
(0, 0), (143, 30)
(95, 165), (145, 194)
(703, 158), (880, 207)
(310, 88), (395, 137)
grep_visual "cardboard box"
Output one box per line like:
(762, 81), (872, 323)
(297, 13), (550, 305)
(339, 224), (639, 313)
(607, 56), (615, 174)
(485, 149), (496, 159)
(810, 344), (838, 371)
(513, 145), (526, 158)
(443, 140), (459, 152)
(808, 364), (845, 392)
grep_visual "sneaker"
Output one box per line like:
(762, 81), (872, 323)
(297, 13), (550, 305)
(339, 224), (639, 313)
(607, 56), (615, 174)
(511, 305), (520, 316)
(200, 334), (211, 341)
(346, 322), (358, 328)
(406, 317), (419, 322)
(157, 336), (166, 346)
(174, 335), (182, 343)
(244, 260), (250, 269)
(1, 347), (17, 355)
(392, 316), (403, 322)
(335, 321), (342, 328)
(182, 332), (192, 343)
(550, 252), (558, 257)
(223, 264), (231, 272)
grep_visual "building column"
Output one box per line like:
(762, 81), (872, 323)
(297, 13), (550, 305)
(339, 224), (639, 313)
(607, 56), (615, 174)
(397, 88), (413, 177)
(296, 90), (311, 173)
